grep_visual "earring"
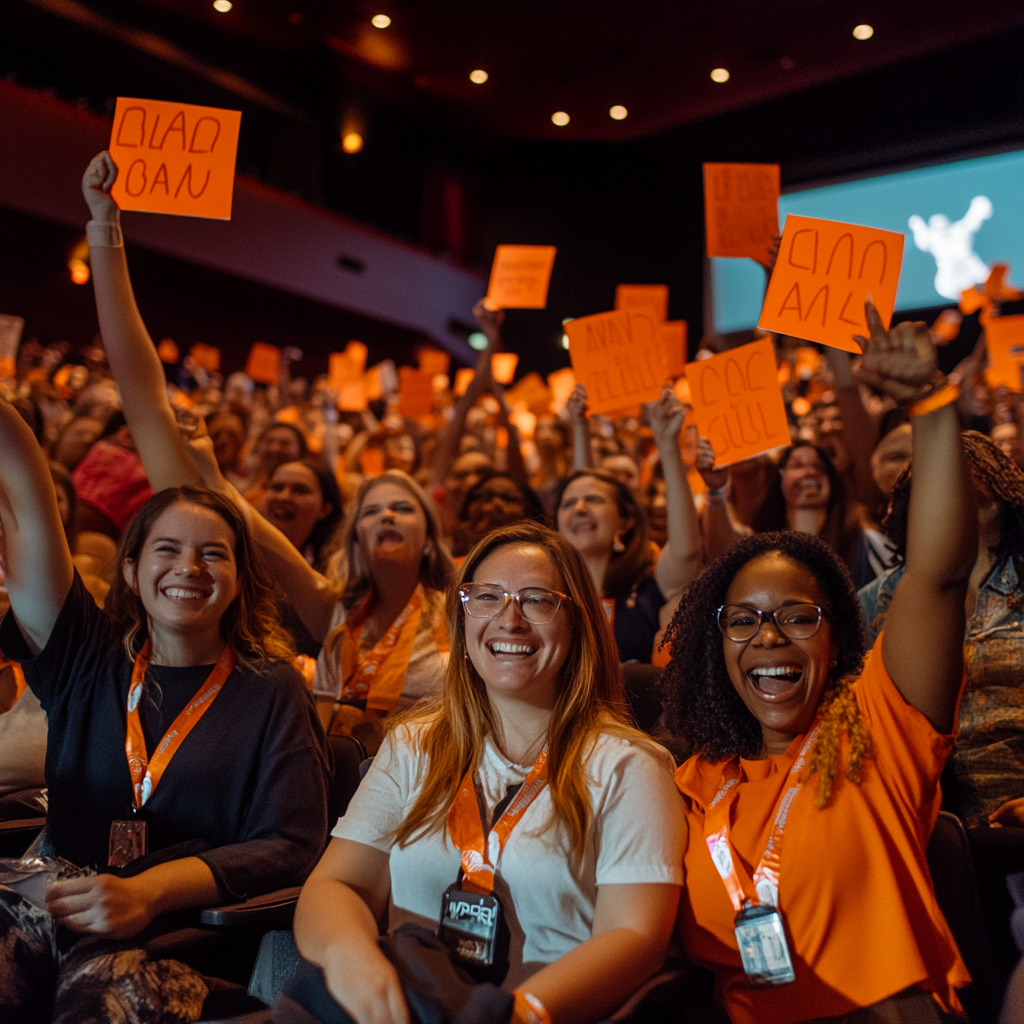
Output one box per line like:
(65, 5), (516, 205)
(612, 532), (626, 553)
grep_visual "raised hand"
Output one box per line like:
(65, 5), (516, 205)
(646, 385), (687, 450)
(853, 300), (940, 405)
(695, 437), (729, 492)
(566, 384), (588, 423)
(472, 299), (506, 344)
(81, 151), (121, 224)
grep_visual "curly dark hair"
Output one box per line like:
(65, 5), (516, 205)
(661, 531), (867, 761)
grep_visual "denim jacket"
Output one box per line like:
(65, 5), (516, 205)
(859, 558), (1024, 825)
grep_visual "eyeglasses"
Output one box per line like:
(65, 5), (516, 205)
(459, 583), (570, 623)
(717, 603), (826, 642)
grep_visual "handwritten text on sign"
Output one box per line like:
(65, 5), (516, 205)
(484, 245), (557, 310)
(704, 163), (779, 263)
(109, 98), (242, 220)
(565, 309), (666, 415)
(685, 339), (790, 467)
(759, 215), (904, 354)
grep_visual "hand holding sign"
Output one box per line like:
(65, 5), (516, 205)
(759, 215), (905, 353)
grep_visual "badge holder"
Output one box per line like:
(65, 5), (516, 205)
(734, 904), (796, 987)
(108, 812), (148, 869)
(438, 883), (510, 984)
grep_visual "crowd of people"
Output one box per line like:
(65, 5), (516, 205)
(0, 149), (1022, 1024)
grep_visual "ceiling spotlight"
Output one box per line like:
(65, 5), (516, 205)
(710, 68), (730, 83)
(371, 13), (391, 28)
(609, 105), (628, 120)
(342, 132), (364, 153)
(212, 0), (232, 12)
(469, 69), (488, 84)
(853, 23), (874, 39)
(551, 111), (570, 126)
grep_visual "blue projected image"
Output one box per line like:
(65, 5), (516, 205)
(711, 148), (1024, 334)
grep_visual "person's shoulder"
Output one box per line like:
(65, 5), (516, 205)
(588, 726), (676, 777)
(235, 658), (310, 702)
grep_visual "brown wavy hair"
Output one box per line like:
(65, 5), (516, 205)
(394, 522), (657, 862)
(105, 486), (295, 670)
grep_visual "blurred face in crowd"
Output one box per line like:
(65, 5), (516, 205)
(534, 416), (567, 456)
(644, 478), (668, 548)
(462, 477), (529, 542)
(356, 480), (429, 570)
(382, 433), (417, 474)
(557, 475), (631, 561)
(260, 462), (332, 551)
(52, 415), (103, 471)
(870, 424), (913, 497)
(447, 450), (493, 502)
(991, 422), (1024, 469)
(780, 447), (831, 511)
(208, 413), (246, 473)
(257, 425), (303, 477)
(599, 454), (641, 494)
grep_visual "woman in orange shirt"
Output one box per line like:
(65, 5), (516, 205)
(661, 305), (975, 1024)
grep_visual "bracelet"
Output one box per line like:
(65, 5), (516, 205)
(904, 382), (960, 418)
(86, 220), (123, 248)
(513, 991), (552, 1024)
(705, 483), (729, 504)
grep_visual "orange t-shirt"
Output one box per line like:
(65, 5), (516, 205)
(675, 633), (970, 1024)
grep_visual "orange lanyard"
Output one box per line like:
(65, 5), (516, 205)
(704, 725), (819, 912)
(446, 747), (549, 894)
(2, 657), (28, 706)
(125, 640), (235, 811)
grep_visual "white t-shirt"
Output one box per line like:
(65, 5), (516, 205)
(332, 724), (686, 989)
(0, 685), (46, 798)
(312, 593), (447, 712)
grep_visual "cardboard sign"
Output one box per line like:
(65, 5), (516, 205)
(245, 342), (281, 385)
(397, 367), (434, 417)
(615, 285), (669, 322)
(704, 163), (780, 263)
(328, 352), (368, 411)
(758, 215), (905, 354)
(345, 341), (368, 374)
(491, 352), (519, 385)
(453, 367), (475, 397)
(188, 342), (220, 373)
(360, 447), (385, 477)
(108, 98), (242, 220)
(565, 308), (666, 415)
(547, 367), (577, 409)
(484, 245), (557, 310)
(504, 372), (552, 416)
(685, 338), (790, 467)
(660, 321), (688, 379)
(157, 339), (180, 364)
(984, 315), (1024, 392)
(418, 347), (450, 376)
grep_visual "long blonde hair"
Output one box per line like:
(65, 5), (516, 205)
(394, 522), (656, 862)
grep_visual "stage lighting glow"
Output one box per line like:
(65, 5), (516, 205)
(213, 0), (232, 12)
(469, 70), (489, 84)
(853, 24), (874, 40)
(468, 332), (488, 351)
(609, 105), (628, 120)
(342, 132), (364, 153)
(371, 14), (391, 28)
(710, 68), (730, 83)
(551, 111), (570, 126)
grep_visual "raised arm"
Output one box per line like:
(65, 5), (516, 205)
(646, 387), (702, 599)
(567, 385), (594, 471)
(81, 152), (201, 492)
(695, 438), (744, 561)
(824, 346), (882, 508)
(0, 397), (75, 652)
(855, 303), (975, 732)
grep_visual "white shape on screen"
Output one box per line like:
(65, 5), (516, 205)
(908, 196), (992, 300)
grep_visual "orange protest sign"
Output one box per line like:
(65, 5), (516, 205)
(345, 341), (368, 373)
(685, 338), (790, 467)
(188, 342), (220, 373)
(615, 285), (669, 322)
(703, 163), (780, 263)
(454, 367), (475, 396)
(359, 447), (385, 477)
(547, 367), (577, 409)
(758, 215), (905, 354)
(157, 339), (180, 364)
(418, 347), (450, 376)
(109, 98), (241, 220)
(984, 315), (1024, 392)
(328, 352), (368, 411)
(364, 365), (382, 401)
(245, 342), (281, 384)
(484, 245), (557, 310)
(565, 308), (666, 416)
(397, 367), (434, 417)
(504, 372), (552, 416)
(660, 321), (688, 379)
(491, 352), (519, 385)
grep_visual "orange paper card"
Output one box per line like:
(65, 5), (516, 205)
(485, 245), (557, 310)
(984, 315), (1024, 392)
(615, 285), (669, 322)
(504, 372), (552, 415)
(704, 163), (780, 263)
(157, 339), (180, 364)
(397, 367), (434, 417)
(491, 352), (519, 385)
(328, 353), (368, 410)
(660, 321), (688, 379)
(547, 367), (577, 409)
(565, 309), (667, 415)
(758, 215), (905, 354)
(245, 342), (281, 384)
(454, 367), (475, 396)
(188, 342), (220, 373)
(109, 97), (242, 220)
(685, 338), (790, 467)
(345, 341), (368, 373)
(418, 347), (450, 376)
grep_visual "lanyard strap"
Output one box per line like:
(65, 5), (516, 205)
(704, 726), (819, 912)
(125, 640), (235, 811)
(446, 746), (549, 894)
(2, 657), (28, 706)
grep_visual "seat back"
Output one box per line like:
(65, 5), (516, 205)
(326, 733), (367, 828)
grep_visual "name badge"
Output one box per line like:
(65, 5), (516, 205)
(734, 904), (796, 987)
(438, 886), (508, 983)
(108, 819), (148, 868)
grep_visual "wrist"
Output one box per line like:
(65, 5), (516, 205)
(86, 218), (123, 248)
(705, 481), (729, 502)
(902, 379), (959, 417)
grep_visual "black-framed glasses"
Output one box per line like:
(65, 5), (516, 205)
(459, 584), (571, 623)
(717, 603), (826, 642)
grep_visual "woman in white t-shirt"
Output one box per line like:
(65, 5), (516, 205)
(292, 521), (686, 1024)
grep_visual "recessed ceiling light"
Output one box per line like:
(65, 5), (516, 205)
(469, 69), (488, 85)
(212, 0), (232, 12)
(853, 24), (874, 40)
(710, 68), (730, 83)
(342, 132), (364, 153)
(371, 14), (391, 28)
(551, 111), (570, 126)
(609, 105), (628, 120)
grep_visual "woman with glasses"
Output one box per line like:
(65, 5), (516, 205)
(286, 522), (686, 1024)
(661, 305), (974, 1023)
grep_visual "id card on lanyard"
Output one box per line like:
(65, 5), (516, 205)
(704, 726), (819, 988)
(441, 746), (549, 982)
(109, 640), (235, 868)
